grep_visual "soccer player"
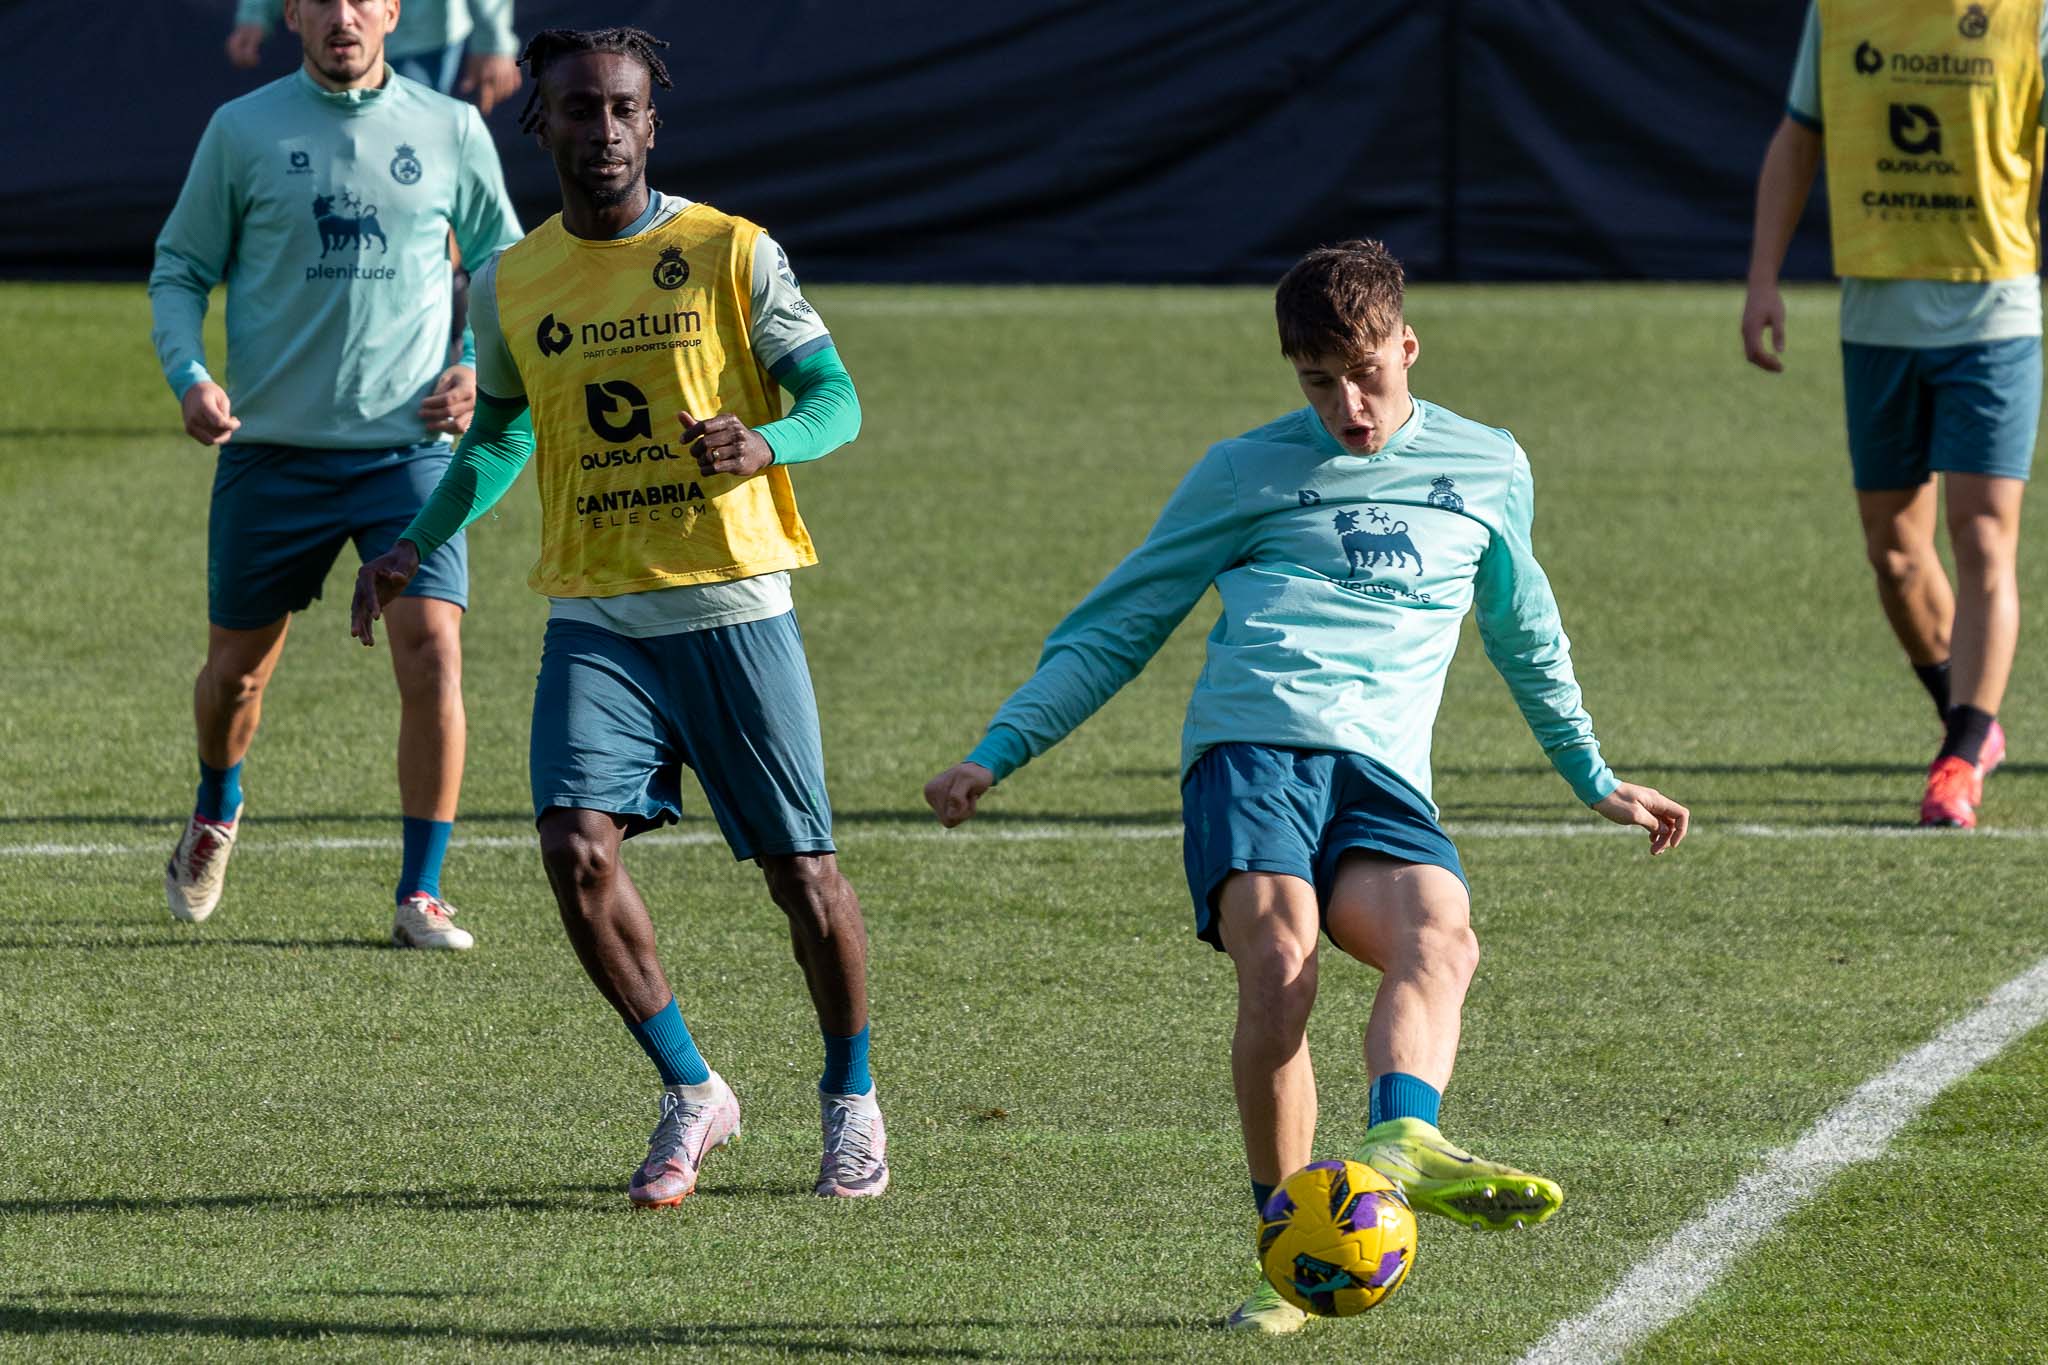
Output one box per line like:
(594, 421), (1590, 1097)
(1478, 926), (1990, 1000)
(1743, 0), (2043, 828)
(229, 0), (523, 112)
(348, 27), (887, 1204)
(924, 241), (1689, 1334)
(150, 0), (522, 947)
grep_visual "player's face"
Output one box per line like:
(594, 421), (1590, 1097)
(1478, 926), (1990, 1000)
(285, 0), (397, 90)
(538, 53), (657, 208)
(1293, 327), (1419, 455)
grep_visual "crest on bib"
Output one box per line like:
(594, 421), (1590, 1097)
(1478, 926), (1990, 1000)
(653, 246), (690, 290)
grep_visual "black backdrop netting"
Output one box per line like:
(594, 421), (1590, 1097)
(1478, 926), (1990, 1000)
(0, 0), (1831, 282)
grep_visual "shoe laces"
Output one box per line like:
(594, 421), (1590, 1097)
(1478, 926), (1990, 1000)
(822, 1101), (880, 1168)
(648, 1090), (710, 1165)
(403, 893), (458, 928)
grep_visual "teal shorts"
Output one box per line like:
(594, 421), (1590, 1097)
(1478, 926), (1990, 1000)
(1180, 742), (1465, 953)
(529, 612), (836, 860)
(207, 441), (467, 630)
(1841, 337), (2041, 491)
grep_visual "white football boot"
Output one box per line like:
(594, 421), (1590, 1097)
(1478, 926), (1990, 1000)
(391, 892), (475, 951)
(164, 806), (242, 923)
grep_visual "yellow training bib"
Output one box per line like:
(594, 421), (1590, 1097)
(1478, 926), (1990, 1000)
(497, 203), (817, 597)
(1819, 0), (2045, 280)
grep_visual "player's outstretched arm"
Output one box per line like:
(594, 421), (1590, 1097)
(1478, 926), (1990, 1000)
(924, 763), (994, 828)
(1593, 781), (1690, 855)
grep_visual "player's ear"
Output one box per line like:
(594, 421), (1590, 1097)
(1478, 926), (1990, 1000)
(283, 0), (301, 34)
(1400, 324), (1419, 369)
(381, 0), (401, 36)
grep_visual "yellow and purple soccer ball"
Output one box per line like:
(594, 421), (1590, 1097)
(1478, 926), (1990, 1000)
(1257, 1159), (1416, 1316)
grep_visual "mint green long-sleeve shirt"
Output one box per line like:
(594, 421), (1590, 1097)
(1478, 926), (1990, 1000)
(965, 399), (1619, 815)
(233, 0), (518, 59)
(149, 68), (522, 449)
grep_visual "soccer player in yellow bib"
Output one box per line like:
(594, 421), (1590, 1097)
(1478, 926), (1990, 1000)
(349, 26), (887, 1203)
(1744, 0), (2043, 828)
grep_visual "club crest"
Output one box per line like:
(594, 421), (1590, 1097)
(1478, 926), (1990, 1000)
(653, 246), (690, 290)
(1427, 474), (1465, 512)
(389, 143), (422, 185)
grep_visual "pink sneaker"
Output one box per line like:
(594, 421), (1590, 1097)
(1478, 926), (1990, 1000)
(1920, 755), (1982, 829)
(816, 1087), (889, 1198)
(165, 806), (242, 923)
(630, 1074), (740, 1207)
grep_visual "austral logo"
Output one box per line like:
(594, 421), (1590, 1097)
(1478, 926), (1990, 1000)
(537, 313), (574, 357)
(390, 143), (422, 185)
(1855, 40), (1883, 75)
(287, 150), (313, 174)
(1335, 508), (1422, 580)
(1961, 4), (1990, 39)
(1889, 103), (1942, 156)
(585, 379), (653, 442)
(652, 246), (690, 290)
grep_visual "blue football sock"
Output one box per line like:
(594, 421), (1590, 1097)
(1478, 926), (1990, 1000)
(1369, 1072), (1442, 1128)
(626, 997), (712, 1087)
(196, 759), (243, 824)
(397, 816), (453, 903)
(819, 1023), (872, 1096)
(1252, 1179), (1277, 1217)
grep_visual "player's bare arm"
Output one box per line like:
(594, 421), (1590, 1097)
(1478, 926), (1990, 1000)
(460, 53), (524, 114)
(1592, 780), (1691, 854)
(180, 381), (241, 446)
(416, 365), (477, 436)
(225, 21), (265, 67)
(923, 762), (994, 828)
(350, 539), (421, 647)
(680, 409), (774, 478)
(1742, 116), (1823, 374)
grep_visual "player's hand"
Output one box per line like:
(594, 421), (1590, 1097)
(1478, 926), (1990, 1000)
(1741, 282), (1787, 373)
(1593, 781), (1690, 855)
(459, 53), (523, 114)
(181, 381), (241, 446)
(924, 762), (995, 828)
(225, 23), (265, 67)
(351, 540), (422, 647)
(680, 409), (774, 478)
(418, 365), (477, 437)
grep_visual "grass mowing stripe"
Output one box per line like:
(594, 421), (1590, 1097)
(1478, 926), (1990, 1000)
(1518, 951), (2048, 1365)
(9, 821), (2048, 859)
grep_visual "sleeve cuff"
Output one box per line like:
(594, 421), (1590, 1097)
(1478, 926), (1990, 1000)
(1786, 103), (1823, 132)
(964, 725), (1031, 784)
(168, 361), (213, 401)
(1567, 760), (1620, 808)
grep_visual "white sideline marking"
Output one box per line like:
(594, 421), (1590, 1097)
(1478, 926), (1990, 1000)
(6, 819), (2048, 859)
(1519, 952), (2048, 1365)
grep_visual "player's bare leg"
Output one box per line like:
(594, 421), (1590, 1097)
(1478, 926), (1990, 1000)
(1217, 871), (1319, 1335)
(1328, 853), (1561, 1231)
(541, 806), (738, 1205)
(762, 853), (889, 1197)
(382, 596), (471, 947)
(1217, 871), (1322, 1189)
(168, 617), (290, 922)
(1922, 473), (2024, 826)
(1856, 483), (1954, 669)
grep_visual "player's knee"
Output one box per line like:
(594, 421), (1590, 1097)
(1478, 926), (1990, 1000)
(1233, 938), (1317, 1033)
(763, 855), (842, 925)
(1395, 909), (1477, 987)
(200, 658), (269, 713)
(539, 822), (616, 898)
(1949, 519), (2015, 585)
(1863, 540), (1919, 588)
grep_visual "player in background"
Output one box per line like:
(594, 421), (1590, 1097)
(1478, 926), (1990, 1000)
(1743, 0), (2043, 828)
(151, 0), (522, 947)
(925, 241), (1688, 1334)
(229, 0), (523, 112)
(349, 27), (886, 1205)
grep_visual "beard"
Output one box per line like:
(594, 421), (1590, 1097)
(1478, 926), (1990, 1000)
(588, 179), (640, 207)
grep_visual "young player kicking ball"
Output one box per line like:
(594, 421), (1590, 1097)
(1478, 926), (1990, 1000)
(924, 240), (1688, 1334)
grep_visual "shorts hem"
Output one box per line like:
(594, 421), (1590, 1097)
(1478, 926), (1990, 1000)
(532, 796), (680, 838)
(740, 838), (838, 863)
(1192, 856), (1316, 952)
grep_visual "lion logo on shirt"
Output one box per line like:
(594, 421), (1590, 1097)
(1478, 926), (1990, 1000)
(311, 191), (387, 256)
(1335, 508), (1422, 579)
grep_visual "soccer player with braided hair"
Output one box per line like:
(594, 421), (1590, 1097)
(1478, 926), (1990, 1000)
(353, 24), (886, 1205)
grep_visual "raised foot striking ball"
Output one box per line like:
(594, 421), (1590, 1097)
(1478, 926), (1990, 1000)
(1258, 1158), (1416, 1316)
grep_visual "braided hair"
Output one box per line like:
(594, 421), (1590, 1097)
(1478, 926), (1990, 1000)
(516, 27), (674, 133)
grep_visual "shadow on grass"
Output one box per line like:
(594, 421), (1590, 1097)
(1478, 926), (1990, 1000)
(0, 811), (541, 829)
(1440, 760), (2048, 779)
(0, 936), (392, 953)
(0, 1181), (848, 1218)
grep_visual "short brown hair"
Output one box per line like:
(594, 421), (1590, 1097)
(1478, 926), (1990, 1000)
(1274, 239), (1406, 360)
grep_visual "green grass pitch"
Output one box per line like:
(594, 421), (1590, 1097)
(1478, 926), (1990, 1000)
(3, 280), (2046, 1361)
